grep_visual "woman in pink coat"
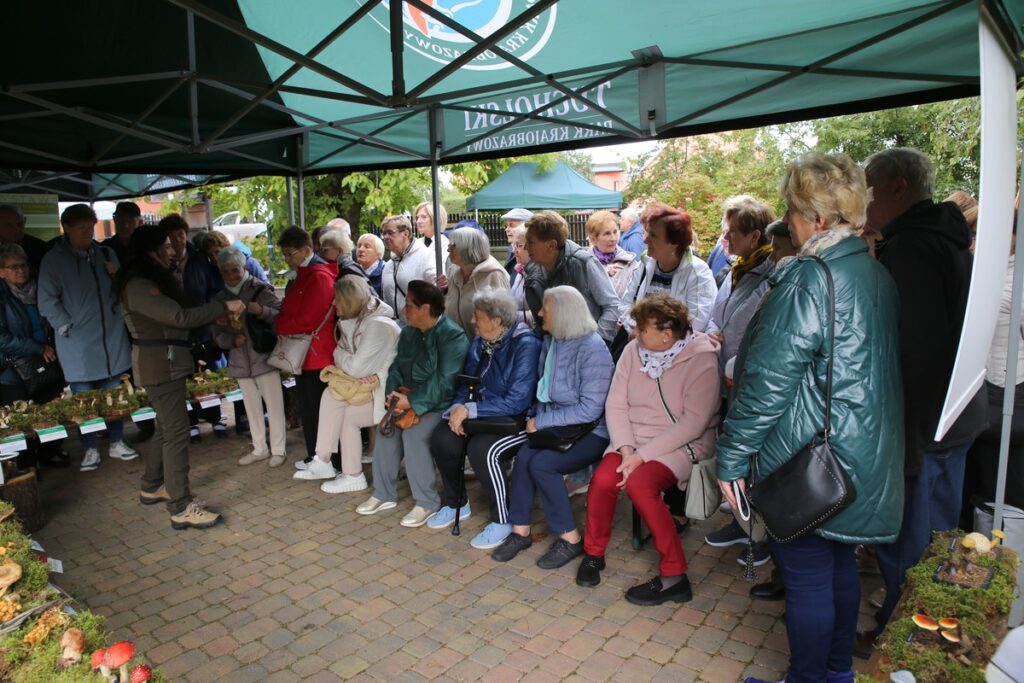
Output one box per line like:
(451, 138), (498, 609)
(576, 294), (720, 606)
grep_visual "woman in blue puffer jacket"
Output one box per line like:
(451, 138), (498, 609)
(429, 288), (541, 549)
(491, 286), (614, 570)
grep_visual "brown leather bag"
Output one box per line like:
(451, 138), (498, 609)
(378, 387), (421, 437)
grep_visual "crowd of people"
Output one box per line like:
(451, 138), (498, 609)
(0, 144), (1010, 683)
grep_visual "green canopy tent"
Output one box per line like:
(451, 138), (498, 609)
(465, 161), (621, 210)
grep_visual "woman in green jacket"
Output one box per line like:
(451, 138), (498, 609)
(356, 280), (469, 528)
(719, 152), (904, 683)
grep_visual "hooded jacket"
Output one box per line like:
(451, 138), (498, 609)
(332, 299), (400, 422)
(523, 240), (622, 342)
(444, 256), (510, 337)
(878, 199), (988, 474)
(532, 331), (614, 439)
(386, 315), (469, 416)
(275, 255), (338, 372)
(213, 277), (282, 379)
(453, 322), (541, 418)
(38, 239), (132, 382)
(606, 334), (721, 486)
(717, 235), (905, 545)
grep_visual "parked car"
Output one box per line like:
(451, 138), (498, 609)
(211, 211), (267, 239)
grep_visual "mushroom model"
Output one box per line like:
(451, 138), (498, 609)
(57, 627), (85, 669)
(92, 649), (115, 682)
(130, 664), (152, 683)
(103, 641), (135, 683)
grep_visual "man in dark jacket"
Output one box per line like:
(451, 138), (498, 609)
(0, 204), (51, 277)
(858, 148), (988, 652)
(102, 201), (143, 265)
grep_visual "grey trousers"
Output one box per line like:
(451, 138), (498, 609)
(142, 379), (192, 514)
(372, 412), (442, 509)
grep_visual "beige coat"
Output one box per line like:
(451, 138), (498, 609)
(444, 256), (509, 337)
(121, 277), (227, 386)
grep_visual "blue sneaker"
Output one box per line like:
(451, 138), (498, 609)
(470, 522), (512, 549)
(426, 503), (471, 529)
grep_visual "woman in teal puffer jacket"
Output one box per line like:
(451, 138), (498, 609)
(718, 152), (904, 683)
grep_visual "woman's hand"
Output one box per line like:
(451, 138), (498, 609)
(233, 335), (246, 348)
(388, 392), (411, 413)
(615, 452), (643, 488)
(225, 299), (245, 315)
(708, 331), (724, 345)
(449, 404), (468, 436)
(606, 263), (624, 277)
(525, 417), (537, 433)
(435, 274), (449, 290)
(357, 375), (377, 385)
(246, 301), (263, 315)
(41, 345), (56, 363)
(719, 477), (746, 511)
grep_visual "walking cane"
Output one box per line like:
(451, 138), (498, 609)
(452, 375), (479, 537)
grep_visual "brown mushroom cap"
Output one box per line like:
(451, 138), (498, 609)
(938, 617), (960, 631)
(60, 628), (85, 652)
(103, 641), (135, 668)
(912, 614), (939, 630)
(941, 630), (961, 643)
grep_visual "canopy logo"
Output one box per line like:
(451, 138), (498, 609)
(361, 0), (557, 71)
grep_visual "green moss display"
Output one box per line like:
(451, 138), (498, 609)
(874, 532), (1018, 682)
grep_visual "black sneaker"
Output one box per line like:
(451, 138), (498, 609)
(704, 518), (749, 547)
(212, 423), (229, 439)
(625, 575), (693, 606)
(735, 541), (771, 567)
(492, 533), (532, 562)
(537, 537), (584, 570)
(575, 554), (605, 587)
(189, 426), (201, 443)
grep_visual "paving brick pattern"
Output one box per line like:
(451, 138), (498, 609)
(32, 424), (879, 682)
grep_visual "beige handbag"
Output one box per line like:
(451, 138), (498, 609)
(654, 377), (721, 520)
(267, 306), (333, 375)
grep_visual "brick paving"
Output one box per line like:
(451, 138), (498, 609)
(30, 421), (880, 682)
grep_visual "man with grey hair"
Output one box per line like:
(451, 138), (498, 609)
(856, 147), (988, 655)
(617, 207), (644, 262)
(326, 217), (351, 237)
(0, 204), (50, 276)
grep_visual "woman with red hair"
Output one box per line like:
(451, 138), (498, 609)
(620, 204), (717, 334)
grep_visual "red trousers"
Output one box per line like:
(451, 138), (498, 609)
(584, 452), (688, 576)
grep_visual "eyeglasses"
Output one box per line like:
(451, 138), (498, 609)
(380, 230), (399, 238)
(281, 249), (299, 260)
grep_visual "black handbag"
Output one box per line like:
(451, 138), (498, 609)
(527, 421), (598, 452)
(8, 355), (65, 403)
(747, 256), (857, 543)
(246, 284), (278, 354)
(463, 415), (523, 436)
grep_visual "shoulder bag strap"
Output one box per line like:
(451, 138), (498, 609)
(808, 255), (835, 439)
(311, 303), (334, 338)
(656, 376), (698, 464)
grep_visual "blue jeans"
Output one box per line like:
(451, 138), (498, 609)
(507, 432), (608, 534)
(769, 534), (858, 683)
(70, 377), (125, 450)
(874, 443), (969, 631)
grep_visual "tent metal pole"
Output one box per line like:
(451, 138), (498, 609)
(187, 11), (200, 147)
(429, 108), (443, 276)
(298, 171), (306, 231)
(992, 146), (1024, 530)
(286, 177), (295, 226)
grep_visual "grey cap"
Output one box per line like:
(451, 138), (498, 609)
(501, 208), (533, 222)
(765, 219), (790, 238)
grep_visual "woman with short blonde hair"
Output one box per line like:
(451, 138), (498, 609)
(586, 210), (641, 299)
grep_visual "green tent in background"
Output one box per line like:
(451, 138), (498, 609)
(466, 161), (621, 210)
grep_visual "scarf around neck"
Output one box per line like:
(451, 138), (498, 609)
(799, 226), (858, 257)
(6, 279), (37, 306)
(591, 246), (617, 265)
(638, 337), (688, 379)
(225, 271), (251, 296)
(730, 243), (773, 287)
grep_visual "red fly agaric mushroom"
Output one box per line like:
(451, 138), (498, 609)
(130, 664), (152, 683)
(92, 649), (114, 681)
(103, 641), (135, 683)
(57, 627), (85, 669)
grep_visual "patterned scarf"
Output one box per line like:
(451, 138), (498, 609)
(799, 226), (858, 257)
(638, 337), (688, 379)
(5, 279), (36, 306)
(591, 246), (617, 265)
(730, 244), (773, 287)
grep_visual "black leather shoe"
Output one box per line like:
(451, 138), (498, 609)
(750, 570), (785, 601)
(537, 537), (584, 569)
(853, 630), (877, 660)
(575, 554), (605, 587)
(492, 533), (532, 562)
(625, 575), (693, 606)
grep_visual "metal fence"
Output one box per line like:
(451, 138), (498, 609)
(448, 211), (594, 245)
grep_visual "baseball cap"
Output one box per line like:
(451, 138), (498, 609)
(501, 208), (533, 222)
(113, 201), (141, 218)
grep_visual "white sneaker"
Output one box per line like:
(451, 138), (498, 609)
(400, 506), (436, 528)
(356, 496), (398, 515)
(108, 441), (138, 461)
(294, 458), (312, 471)
(238, 452), (269, 466)
(293, 458), (337, 480)
(320, 472), (368, 494)
(80, 448), (101, 472)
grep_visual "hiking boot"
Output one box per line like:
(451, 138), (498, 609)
(139, 485), (171, 506)
(170, 501), (221, 530)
